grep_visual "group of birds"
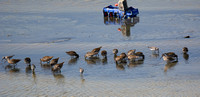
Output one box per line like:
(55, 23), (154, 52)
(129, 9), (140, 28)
(1, 46), (189, 74)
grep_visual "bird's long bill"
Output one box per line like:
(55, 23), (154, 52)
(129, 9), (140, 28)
(1, 57), (5, 61)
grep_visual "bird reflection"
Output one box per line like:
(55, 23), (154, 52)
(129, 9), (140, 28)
(53, 73), (65, 85)
(104, 16), (139, 37)
(25, 65), (32, 73)
(32, 72), (37, 84)
(80, 74), (85, 84)
(9, 68), (20, 73)
(4, 64), (20, 73)
(183, 53), (189, 61)
(128, 60), (144, 68)
(68, 58), (78, 65)
(115, 62), (126, 71)
(164, 61), (178, 72)
(151, 54), (160, 58)
(40, 63), (51, 69)
(101, 57), (108, 65)
(5, 64), (13, 70)
(85, 57), (101, 65)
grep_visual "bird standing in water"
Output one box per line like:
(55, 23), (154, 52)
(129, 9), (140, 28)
(66, 51), (79, 58)
(31, 64), (36, 73)
(148, 46), (159, 54)
(80, 68), (84, 75)
(24, 57), (31, 65)
(52, 62), (64, 72)
(91, 46), (102, 56)
(40, 56), (53, 64)
(101, 50), (107, 58)
(2, 55), (15, 62)
(6, 57), (21, 66)
(50, 57), (59, 66)
(182, 47), (188, 54)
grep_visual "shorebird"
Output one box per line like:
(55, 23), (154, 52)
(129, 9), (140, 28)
(6, 57), (21, 66)
(52, 62), (64, 72)
(50, 57), (59, 66)
(127, 55), (140, 61)
(127, 49), (136, 56)
(113, 49), (118, 55)
(2, 55), (15, 62)
(24, 57), (31, 65)
(135, 52), (145, 59)
(31, 64), (36, 73)
(162, 53), (178, 62)
(182, 47), (188, 54)
(148, 46), (159, 53)
(80, 68), (84, 75)
(85, 51), (98, 59)
(40, 56), (53, 64)
(66, 51), (79, 58)
(115, 53), (127, 63)
(101, 50), (107, 58)
(91, 46), (102, 56)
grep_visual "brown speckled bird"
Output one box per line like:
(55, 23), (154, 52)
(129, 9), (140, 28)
(6, 57), (21, 66)
(115, 53), (127, 63)
(40, 56), (53, 64)
(113, 49), (118, 55)
(52, 62), (64, 72)
(85, 51), (98, 59)
(50, 57), (59, 66)
(135, 52), (145, 59)
(182, 47), (188, 54)
(24, 57), (31, 65)
(127, 49), (136, 56)
(101, 50), (107, 58)
(2, 55), (15, 62)
(91, 46), (102, 56)
(162, 52), (178, 62)
(66, 51), (79, 58)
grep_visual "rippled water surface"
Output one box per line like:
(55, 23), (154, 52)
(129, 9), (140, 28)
(0, 0), (200, 96)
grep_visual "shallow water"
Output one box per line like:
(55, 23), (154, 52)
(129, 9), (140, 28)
(0, 0), (200, 96)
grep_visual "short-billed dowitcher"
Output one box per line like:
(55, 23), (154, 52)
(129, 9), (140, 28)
(182, 47), (188, 54)
(6, 57), (21, 66)
(92, 46), (102, 53)
(135, 52), (145, 59)
(162, 53), (178, 62)
(50, 57), (59, 66)
(52, 62), (64, 72)
(91, 46), (102, 56)
(127, 49), (136, 56)
(101, 50), (107, 58)
(85, 51), (98, 59)
(40, 56), (53, 64)
(2, 55), (15, 62)
(24, 57), (31, 65)
(115, 53), (127, 63)
(113, 49), (118, 55)
(127, 55), (140, 60)
(66, 51), (79, 58)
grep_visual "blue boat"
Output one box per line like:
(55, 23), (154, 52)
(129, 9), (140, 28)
(103, 5), (139, 19)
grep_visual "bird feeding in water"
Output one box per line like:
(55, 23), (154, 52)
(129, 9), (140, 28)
(66, 51), (79, 58)
(40, 56), (53, 64)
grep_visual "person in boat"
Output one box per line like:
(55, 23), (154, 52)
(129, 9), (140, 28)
(118, 0), (128, 12)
